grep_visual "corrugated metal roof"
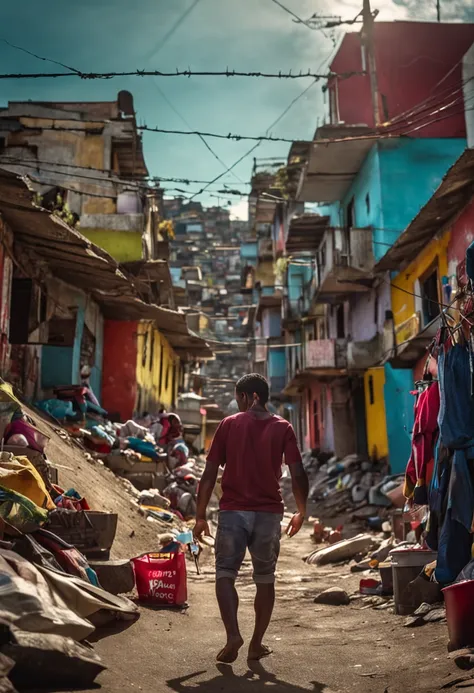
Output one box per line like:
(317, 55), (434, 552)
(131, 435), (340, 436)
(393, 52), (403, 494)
(0, 169), (213, 359)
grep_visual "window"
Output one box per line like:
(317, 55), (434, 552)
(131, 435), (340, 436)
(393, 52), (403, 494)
(9, 278), (33, 344)
(150, 330), (155, 372)
(421, 268), (441, 326)
(365, 193), (371, 216)
(165, 363), (170, 391)
(346, 198), (355, 230)
(336, 304), (345, 339)
(158, 341), (164, 395)
(368, 375), (375, 406)
(319, 242), (326, 270)
(171, 364), (177, 405)
(374, 292), (379, 325)
(142, 331), (148, 368)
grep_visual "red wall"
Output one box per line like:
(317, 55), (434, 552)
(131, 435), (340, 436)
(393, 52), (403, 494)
(330, 22), (474, 137)
(102, 320), (138, 422)
(448, 198), (474, 275)
(307, 381), (332, 452)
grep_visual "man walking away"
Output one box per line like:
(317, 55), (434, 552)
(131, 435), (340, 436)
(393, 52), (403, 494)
(194, 373), (309, 663)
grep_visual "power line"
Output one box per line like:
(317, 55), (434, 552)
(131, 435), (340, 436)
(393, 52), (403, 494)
(0, 37), (81, 75)
(150, 82), (244, 185)
(188, 143), (261, 201)
(0, 68), (352, 81)
(0, 155), (250, 187)
(268, 0), (316, 30)
(144, 0), (203, 62)
(181, 64), (327, 201)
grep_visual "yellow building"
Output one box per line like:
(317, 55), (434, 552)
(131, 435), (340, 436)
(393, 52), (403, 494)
(364, 368), (389, 460)
(391, 231), (450, 343)
(136, 322), (181, 411)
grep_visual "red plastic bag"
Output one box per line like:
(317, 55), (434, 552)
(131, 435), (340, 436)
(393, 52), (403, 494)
(132, 552), (187, 606)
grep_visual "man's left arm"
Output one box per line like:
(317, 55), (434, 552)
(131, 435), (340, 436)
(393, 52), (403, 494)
(283, 425), (309, 537)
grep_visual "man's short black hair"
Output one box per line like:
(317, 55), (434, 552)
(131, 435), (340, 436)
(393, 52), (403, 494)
(236, 373), (269, 405)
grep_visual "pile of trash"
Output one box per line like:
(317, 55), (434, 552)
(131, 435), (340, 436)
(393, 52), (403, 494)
(34, 385), (208, 522)
(0, 382), (206, 691)
(291, 450), (405, 524)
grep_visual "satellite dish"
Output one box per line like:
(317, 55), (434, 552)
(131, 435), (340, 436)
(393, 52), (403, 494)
(118, 90), (135, 117)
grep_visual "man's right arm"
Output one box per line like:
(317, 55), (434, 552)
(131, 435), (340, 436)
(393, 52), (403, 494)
(194, 418), (227, 541)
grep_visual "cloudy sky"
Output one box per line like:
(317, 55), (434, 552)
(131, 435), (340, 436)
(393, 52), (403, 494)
(0, 0), (472, 218)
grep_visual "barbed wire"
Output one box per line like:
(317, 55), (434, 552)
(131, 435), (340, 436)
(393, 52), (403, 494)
(0, 68), (361, 81)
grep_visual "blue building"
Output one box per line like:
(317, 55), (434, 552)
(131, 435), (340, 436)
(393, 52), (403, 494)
(296, 129), (466, 469)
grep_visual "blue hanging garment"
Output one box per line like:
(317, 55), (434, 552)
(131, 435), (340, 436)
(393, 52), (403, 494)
(433, 344), (474, 584)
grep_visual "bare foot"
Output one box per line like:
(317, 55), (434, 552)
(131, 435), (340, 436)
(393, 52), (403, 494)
(248, 643), (273, 661)
(216, 636), (244, 664)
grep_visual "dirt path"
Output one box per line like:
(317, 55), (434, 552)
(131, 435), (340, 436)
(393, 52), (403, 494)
(21, 411), (470, 692)
(81, 527), (472, 693)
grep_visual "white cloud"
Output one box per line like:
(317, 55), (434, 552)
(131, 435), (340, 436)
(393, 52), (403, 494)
(229, 198), (248, 221)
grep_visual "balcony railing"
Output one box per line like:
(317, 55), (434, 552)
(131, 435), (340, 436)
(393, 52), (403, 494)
(316, 227), (374, 297)
(304, 339), (347, 370)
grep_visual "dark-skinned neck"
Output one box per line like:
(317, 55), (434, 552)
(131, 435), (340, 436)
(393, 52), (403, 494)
(246, 404), (273, 420)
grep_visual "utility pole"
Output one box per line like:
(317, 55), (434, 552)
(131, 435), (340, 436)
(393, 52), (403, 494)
(361, 0), (381, 126)
(437, 0), (441, 21)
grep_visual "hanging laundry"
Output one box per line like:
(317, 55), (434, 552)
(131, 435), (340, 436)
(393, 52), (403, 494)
(428, 343), (474, 584)
(404, 381), (440, 505)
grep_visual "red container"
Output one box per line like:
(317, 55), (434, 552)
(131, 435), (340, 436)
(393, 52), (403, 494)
(132, 552), (187, 606)
(443, 580), (474, 651)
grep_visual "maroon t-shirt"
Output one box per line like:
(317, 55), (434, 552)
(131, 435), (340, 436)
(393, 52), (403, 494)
(207, 412), (302, 513)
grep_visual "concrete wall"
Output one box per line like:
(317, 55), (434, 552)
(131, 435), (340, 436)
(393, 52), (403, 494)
(41, 280), (104, 395)
(329, 23), (474, 135)
(342, 145), (383, 240)
(349, 280), (391, 342)
(81, 229), (143, 262)
(447, 197), (474, 282)
(136, 322), (180, 412)
(335, 139), (465, 263)
(376, 139), (466, 259)
(391, 230), (450, 333)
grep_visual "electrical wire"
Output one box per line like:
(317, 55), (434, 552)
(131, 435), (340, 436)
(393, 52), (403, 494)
(13, 88), (469, 147)
(0, 37), (81, 75)
(268, 0), (316, 30)
(150, 82), (244, 185)
(0, 155), (250, 187)
(144, 0), (203, 62)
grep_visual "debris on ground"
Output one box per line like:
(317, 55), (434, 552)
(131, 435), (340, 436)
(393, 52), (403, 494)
(314, 587), (350, 606)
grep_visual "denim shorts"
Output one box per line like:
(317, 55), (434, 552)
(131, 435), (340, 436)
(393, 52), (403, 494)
(215, 510), (283, 584)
